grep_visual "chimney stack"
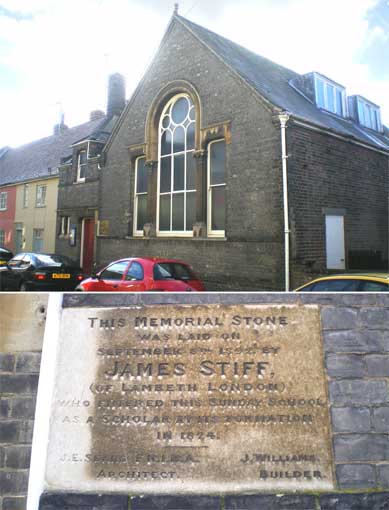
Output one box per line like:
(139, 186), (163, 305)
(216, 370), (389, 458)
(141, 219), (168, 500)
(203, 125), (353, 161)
(106, 73), (126, 118)
(90, 110), (105, 121)
(53, 113), (68, 135)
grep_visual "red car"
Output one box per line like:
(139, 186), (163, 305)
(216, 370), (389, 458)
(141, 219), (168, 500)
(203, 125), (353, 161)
(77, 257), (205, 292)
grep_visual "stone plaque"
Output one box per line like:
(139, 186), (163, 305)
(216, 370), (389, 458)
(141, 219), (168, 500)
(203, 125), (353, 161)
(45, 304), (334, 493)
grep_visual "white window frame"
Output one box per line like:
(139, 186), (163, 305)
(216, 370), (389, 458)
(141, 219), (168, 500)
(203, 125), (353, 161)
(35, 184), (46, 207)
(133, 156), (147, 237)
(314, 74), (347, 117)
(60, 216), (70, 236)
(207, 139), (226, 238)
(23, 184), (29, 208)
(76, 149), (87, 182)
(0, 191), (7, 211)
(156, 93), (196, 237)
(357, 97), (382, 132)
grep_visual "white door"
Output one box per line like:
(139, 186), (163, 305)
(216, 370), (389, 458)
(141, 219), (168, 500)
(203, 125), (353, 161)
(325, 215), (345, 269)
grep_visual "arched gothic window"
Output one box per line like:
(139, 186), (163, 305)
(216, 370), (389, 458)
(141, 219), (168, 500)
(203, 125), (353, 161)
(157, 94), (196, 235)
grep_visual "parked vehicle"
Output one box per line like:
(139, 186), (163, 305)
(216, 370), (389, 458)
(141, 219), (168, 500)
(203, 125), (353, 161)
(295, 274), (389, 292)
(0, 253), (84, 291)
(78, 257), (205, 292)
(0, 247), (13, 266)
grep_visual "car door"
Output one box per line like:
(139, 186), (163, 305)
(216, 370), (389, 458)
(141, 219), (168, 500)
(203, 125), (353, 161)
(2, 254), (26, 290)
(119, 261), (147, 291)
(95, 261), (130, 291)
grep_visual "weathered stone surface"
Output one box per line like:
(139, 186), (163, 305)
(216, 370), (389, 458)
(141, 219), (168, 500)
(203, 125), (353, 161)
(334, 434), (389, 461)
(2, 496), (27, 510)
(323, 330), (385, 353)
(366, 355), (389, 376)
(326, 354), (365, 378)
(320, 492), (389, 509)
(329, 380), (388, 405)
(372, 407), (389, 432)
(378, 465), (389, 488)
(131, 496), (220, 509)
(336, 463), (376, 488)
(0, 471), (29, 496)
(44, 304), (334, 493)
(321, 308), (358, 330)
(359, 308), (389, 330)
(0, 295), (47, 352)
(39, 494), (128, 510)
(15, 353), (41, 374)
(331, 407), (371, 433)
(4, 445), (31, 469)
(225, 494), (317, 509)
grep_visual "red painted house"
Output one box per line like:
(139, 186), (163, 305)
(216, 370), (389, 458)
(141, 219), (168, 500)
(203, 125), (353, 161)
(0, 184), (16, 251)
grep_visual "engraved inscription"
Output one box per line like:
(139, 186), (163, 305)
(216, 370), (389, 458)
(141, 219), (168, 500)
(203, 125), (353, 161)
(46, 304), (335, 493)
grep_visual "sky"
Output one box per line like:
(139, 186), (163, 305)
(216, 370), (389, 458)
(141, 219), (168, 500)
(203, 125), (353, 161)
(0, 0), (388, 148)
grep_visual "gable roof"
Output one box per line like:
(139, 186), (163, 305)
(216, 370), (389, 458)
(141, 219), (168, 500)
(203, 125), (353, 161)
(0, 116), (113, 187)
(176, 14), (389, 152)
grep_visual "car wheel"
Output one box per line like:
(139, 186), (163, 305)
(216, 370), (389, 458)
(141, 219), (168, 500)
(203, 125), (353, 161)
(19, 282), (29, 292)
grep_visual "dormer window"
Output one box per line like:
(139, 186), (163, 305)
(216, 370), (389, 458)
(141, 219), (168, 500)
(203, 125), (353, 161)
(356, 97), (381, 132)
(77, 150), (87, 182)
(314, 74), (346, 116)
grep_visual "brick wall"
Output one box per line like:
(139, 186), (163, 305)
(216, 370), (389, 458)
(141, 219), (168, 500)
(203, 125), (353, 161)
(287, 124), (389, 288)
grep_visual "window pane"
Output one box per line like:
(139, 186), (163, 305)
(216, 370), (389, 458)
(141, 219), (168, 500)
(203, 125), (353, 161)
(126, 261), (144, 281)
(173, 126), (185, 153)
(161, 130), (172, 155)
(160, 157), (171, 193)
(335, 89), (343, 115)
(361, 281), (388, 292)
(212, 187), (225, 231)
(316, 78), (325, 108)
(159, 195), (171, 231)
(313, 279), (361, 291)
(100, 261), (128, 280)
(374, 110), (380, 131)
(171, 97), (189, 124)
(172, 193), (185, 230)
(136, 158), (147, 193)
(326, 84), (334, 112)
(364, 104), (371, 128)
(358, 100), (365, 124)
(186, 191), (195, 231)
(186, 153), (196, 190)
(136, 195), (147, 232)
(187, 122), (195, 150)
(174, 154), (185, 191)
(210, 141), (226, 185)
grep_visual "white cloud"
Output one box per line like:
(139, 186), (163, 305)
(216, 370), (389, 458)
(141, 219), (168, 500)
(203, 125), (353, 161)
(0, 0), (388, 147)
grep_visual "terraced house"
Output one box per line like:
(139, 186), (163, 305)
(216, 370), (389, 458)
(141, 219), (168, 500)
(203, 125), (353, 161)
(89, 11), (388, 291)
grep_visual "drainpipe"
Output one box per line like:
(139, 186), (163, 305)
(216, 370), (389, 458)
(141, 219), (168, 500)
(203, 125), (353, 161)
(279, 113), (290, 291)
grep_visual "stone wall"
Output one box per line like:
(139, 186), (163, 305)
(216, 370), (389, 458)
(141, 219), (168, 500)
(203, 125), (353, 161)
(0, 296), (47, 510)
(2, 293), (389, 510)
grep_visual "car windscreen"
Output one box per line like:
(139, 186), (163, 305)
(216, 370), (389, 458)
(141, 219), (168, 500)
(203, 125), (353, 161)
(35, 254), (79, 268)
(154, 262), (196, 281)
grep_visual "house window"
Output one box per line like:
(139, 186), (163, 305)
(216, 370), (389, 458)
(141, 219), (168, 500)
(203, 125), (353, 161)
(0, 191), (7, 211)
(60, 216), (70, 236)
(314, 74), (345, 116)
(157, 94), (196, 235)
(35, 184), (46, 207)
(357, 97), (381, 131)
(23, 184), (29, 208)
(77, 150), (87, 182)
(32, 228), (44, 252)
(208, 140), (226, 236)
(0, 230), (5, 246)
(134, 157), (148, 236)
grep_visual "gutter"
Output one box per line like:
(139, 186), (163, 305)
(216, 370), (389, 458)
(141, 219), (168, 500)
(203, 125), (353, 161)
(279, 113), (290, 292)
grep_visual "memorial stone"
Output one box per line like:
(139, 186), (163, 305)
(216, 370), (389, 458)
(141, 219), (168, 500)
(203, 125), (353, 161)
(44, 303), (334, 493)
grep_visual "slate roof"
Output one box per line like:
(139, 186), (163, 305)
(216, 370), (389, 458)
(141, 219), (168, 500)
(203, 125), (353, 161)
(0, 116), (114, 187)
(176, 14), (389, 152)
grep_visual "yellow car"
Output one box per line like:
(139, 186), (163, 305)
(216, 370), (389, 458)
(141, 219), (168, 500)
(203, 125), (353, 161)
(295, 274), (389, 292)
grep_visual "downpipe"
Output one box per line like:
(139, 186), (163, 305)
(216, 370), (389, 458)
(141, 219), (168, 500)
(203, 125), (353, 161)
(279, 113), (290, 291)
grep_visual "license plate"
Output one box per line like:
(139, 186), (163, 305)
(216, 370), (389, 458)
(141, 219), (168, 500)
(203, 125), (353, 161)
(52, 273), (70, 279)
